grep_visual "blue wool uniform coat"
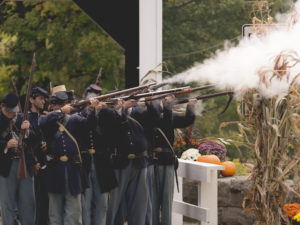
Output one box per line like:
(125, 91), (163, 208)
(153, 103), (196, 149)
(27, 111), (47, 167)
(99, 103), (160, 169)
(38, 110), (95, 196)
(0, 111), (36, 177)
(77, 108), (117, 193)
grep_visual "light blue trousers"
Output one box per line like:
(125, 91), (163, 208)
(82, 160), (108, 225)
(152, 165), (174, 225)
(145, 165), (154, 225)
(48, 169), (82, 225)
(0, 159), (36, 225)
(106, 161), (148, 225)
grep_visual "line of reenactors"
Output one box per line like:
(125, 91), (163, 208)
(0, 82), (197, 225)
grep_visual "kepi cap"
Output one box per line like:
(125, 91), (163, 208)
(84, 84), (102, 98)
(31, 87), (49, 98)
(50, 91), (68, 105)
(1, 93), (19, 113)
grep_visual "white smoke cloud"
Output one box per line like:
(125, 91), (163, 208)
(164, 1), (300, 99)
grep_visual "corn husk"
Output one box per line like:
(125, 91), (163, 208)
(220, 51), (300, 225)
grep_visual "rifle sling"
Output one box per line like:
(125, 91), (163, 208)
(156, 127), (180, 193)
(56, 117), (82, 163)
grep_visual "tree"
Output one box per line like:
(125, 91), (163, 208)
(0, 1), (125, 99)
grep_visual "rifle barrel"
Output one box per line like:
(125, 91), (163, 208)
(150, 82), (170, 91)
(109, 86), (191, 102)
(138, 84), (217, 103)
(73, 82), (156, 108)
(11, 78), (23, 113)
(175, 91), (234, 104)
(18, 52), (36, 179)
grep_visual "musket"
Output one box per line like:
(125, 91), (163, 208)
(107, 86), (191, 103)
(17, 52), (36, 179)
(72, 82), (156, 109)
(11, 78), (23, 113)
(175, 91), (234, 104)
(149, 82), (170, 91)
(50, 81), (53, 94)
(95, 67), (102, 86)
(137, 84), (216, 103)
(175, 91), (234, 115)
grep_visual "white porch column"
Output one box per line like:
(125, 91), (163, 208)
(139, 0), (162, 84)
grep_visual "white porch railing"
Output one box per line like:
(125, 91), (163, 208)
(172, 159), (224, 225)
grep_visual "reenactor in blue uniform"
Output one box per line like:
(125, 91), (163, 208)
(150, 94), (197, 225)
(28, 87), (50, 225)
(80, 84), (117, 225)
(99, 97), (160, 225)
(66, 90), (76, 104)
(0, 93), (36, 225)
(38, 90), (98, 225)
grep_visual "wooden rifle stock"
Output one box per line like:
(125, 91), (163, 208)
(72, 82), (156, 109)
(17, 52), (36, 179)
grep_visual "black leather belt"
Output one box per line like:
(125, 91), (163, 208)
(153, 147), (171, 153)
(46, 154), (80, 163)
(127, 151), (148, 159)
(81, 149), (96, 155)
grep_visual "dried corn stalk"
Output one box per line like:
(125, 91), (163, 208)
(221, 51), (300, 225)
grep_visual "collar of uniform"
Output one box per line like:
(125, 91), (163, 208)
(0, 109), (15, 122)
(29, 110), (39, 118)
(126, 107), (133, 115)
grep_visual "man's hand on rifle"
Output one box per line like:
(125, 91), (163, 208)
(21, 120), (30, 137)
(123, 99), (136, 110)
(188, 98), (198, 111)
(188, 98), (198, 105)
(34, 163), (41, 176)
(96, 102), (107, 112)
(6, 139), (18, 149)
(41, 141), (47, 153)
(89, 99), (107, 111)
(165, 94), (176, 103)
(163, 94), (176, 110)
(61, 104), (75, 114)
(113, 99), (124, 111)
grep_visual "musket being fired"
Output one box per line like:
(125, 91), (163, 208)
(72, 82), (157, 109)
(175, 91), (234, 115)
(175, 91), (234, 104)
(150, 82), (170, 91)
(136, 84), (216, 103)
(111, 86), (194, 101)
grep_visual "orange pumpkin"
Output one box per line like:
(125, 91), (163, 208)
(196, 155), (221, 165)
(220, 161), (236, 177)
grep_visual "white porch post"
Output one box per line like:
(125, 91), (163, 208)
(139, 0), (163, 84)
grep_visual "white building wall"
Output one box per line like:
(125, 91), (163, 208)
(139, 0), (162, 84)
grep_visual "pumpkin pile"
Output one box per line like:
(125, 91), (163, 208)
(196, 154), (236, 177)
